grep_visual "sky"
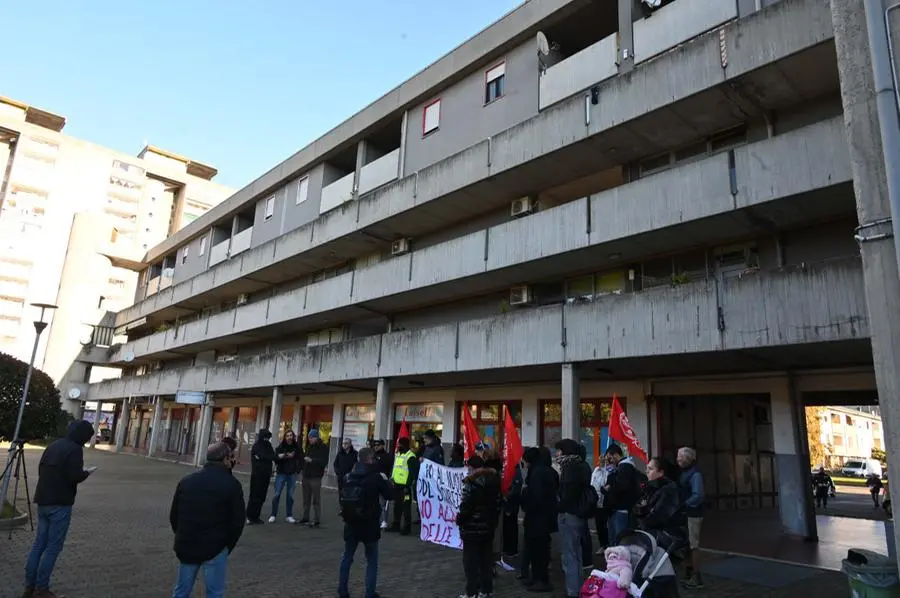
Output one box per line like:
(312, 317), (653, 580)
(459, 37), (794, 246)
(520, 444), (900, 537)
(3, 0), (522, 190)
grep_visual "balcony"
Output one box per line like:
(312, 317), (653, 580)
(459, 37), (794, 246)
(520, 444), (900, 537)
(159, 274), (174, 291)
(11, 161), (54, 192)
(539, 34), (617, 110)
(18, 136), (59, 160)
(107, 178), (143, 201)
(358, 149), (400, 195)
(147, 277), (160, 296)
(209, 239), (230, 267)
(230, 228), (253, 257)
(100, 117), (852, 364)
(633, 0), (738, 64)
(0, 279), (27, 300)
(85, 258), (868, 400)
(320, 172), (355, 215)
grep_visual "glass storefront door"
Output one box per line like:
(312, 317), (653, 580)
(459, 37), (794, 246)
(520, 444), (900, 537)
(457, 402), (522, 453)
(540, 399), (613, 467)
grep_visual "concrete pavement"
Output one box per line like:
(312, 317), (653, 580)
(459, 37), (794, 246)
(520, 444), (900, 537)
(1, 447), (853, 598)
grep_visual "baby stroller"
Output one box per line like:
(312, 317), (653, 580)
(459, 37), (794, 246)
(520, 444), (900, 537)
(590, 529), (683, 597)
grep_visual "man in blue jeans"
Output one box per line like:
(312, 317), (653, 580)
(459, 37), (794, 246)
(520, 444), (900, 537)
(555, 438), (593, 598)
(337, 447), (393, 598)
(602, 444), (643, 545)
(170, 442), (246, 598)
(23, 419), (95, 598)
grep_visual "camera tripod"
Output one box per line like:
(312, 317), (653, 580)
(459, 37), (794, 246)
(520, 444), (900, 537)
(1, 440), (34, 539)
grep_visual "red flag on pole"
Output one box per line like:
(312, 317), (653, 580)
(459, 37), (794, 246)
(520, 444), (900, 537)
(501, 407), (524, 494)
(395, 417), (409, 452)
(461, 403), (480, 460)
(608, 394), (648, 464)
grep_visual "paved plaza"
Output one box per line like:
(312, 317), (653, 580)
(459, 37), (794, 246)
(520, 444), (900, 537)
(1, 447), (852, 598)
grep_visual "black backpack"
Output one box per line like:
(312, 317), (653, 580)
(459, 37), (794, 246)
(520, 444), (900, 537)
(575, 484), (600, 519)
(339, 473), (369, 523)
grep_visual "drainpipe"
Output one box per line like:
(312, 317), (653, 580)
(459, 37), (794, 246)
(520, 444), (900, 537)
(864, 0), (900, 272)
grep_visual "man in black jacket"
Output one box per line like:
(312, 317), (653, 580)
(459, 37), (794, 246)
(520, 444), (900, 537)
(23, 420), (95, 598)
(421, 429), (444, 465)
(556, 438), (593, 598)
(457, 455), (502, 598)
(301, 428), (329, 527)
(371, 439), (393, 529)
(246, 429), (274, 524)
(170, 442), (246, 598)
(602, 443), (644, 544)
(337, 447), (393, 598)
(334, 438), (358, 492)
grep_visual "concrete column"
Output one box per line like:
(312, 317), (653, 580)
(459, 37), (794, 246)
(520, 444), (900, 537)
(521, 397), (539, 447)
(194, 396), (215, 467)
(561, 363), (580, 440)
(617, 0), (635, 73)
(832, 0), (900, 564)
(374, 378), (392, 442)
(132, 407), (144, 449)
(353, 140), (367, 198)
(163, 407), (173, 453)
(115, 398), (131, 452)
(398, 111), (409, 177)
(291, 402), (301, 434)
(181, 408), (194, 455)
(148, 397), (164, 458)
(328, 402), (345, 487)
(89, 401), (103, 448)
(256, 400), (267, 431)
(771, 377), (816, 539)
(228, 407), (240, 438)
(268, 387), (284, 436)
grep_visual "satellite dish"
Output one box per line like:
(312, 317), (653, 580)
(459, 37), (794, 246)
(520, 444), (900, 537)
(124, 351), (135, 363)
(536, 31), (550, 56)
(68, 387), (82, 400)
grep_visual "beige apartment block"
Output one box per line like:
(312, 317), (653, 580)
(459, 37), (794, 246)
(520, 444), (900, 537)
(0, 95), (232, 395)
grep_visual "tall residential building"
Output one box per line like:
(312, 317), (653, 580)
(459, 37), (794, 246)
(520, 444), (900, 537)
(817, 406), (884, 468)
(0, 95), (232, 387)
(71, 0), (894, 544)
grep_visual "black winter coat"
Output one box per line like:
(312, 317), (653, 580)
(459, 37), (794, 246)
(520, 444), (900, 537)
(604, 459), (644, 512)
(422, 441), (445, 465)
(303, 441), (329, 479)
(521, 464), (558, 537)
(170, 462), (246, 564)
(373, 450), (393, 476)
(458, 467), (502, 537)
(558, 456), (592, 516)
(334, 448), (358, 479)
(634, 477), (684, 534)
(274, 441), (303, 475)
(250, 439), (275, 477)
(34, 420), (94, 506)
(343, 462), (394, 544)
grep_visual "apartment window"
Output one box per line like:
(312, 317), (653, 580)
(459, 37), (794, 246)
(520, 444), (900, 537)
(264, 195), (275, 220)
(296, 176), (309, 205)
(831, 413), (841, 424)
(639, 152), (671, 176)
(485, 62), (506, 104)
(710, 125), (747, 152)
(181, 246), (189, 264)
(423, 99), (441, 135)
(199, 236), (207, 256)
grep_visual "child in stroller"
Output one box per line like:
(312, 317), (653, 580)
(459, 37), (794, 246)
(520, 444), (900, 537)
(583, 529), (686, 598)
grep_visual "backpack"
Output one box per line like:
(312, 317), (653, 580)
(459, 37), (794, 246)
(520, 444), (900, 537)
(575, 484), (600, 519)
(339, 473), (369, 523)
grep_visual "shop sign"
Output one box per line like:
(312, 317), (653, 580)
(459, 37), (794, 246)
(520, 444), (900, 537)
(344, 404), (376, 422)
(395, 403), (443, 423)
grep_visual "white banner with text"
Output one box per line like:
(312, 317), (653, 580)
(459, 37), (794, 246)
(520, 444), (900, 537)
(416, 461), (466, 549)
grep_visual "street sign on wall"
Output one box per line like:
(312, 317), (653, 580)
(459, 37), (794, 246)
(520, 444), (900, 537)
(175, 390), (206, 406)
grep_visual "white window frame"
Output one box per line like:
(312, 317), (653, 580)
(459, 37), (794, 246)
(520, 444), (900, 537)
(181, 246), (189, 264)
(485, 62), (506, 104)
(423, 99), (441, 135)
(296, 176), (309, 205)
(199, 235), (207, 256)
(264, 195), (275, 220)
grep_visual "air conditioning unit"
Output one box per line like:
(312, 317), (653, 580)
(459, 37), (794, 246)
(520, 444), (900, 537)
(510, 197), (534, 218)
(509, 285), (532, 306)
(391, 238), (411, 256)
(236, 293), (249, 306)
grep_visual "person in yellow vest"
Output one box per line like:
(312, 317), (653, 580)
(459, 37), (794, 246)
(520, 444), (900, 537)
(386, 437), (418, 535)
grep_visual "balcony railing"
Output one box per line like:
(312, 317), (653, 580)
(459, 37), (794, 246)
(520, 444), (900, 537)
(539, 34), (617, 110)
(358, 149), (400, 195)
(320, 172), (355, 215)
(209, 239), (230, 267)
(230, 228), (253, 257)
(147, 277), (160, 296)
(85, 258), (867, 401)
(633, 0), (737, 64)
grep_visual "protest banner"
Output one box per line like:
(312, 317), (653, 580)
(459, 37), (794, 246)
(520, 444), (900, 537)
(416, 460), (466, 549)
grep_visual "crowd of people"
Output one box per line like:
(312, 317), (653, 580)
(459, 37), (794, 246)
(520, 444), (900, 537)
(17, 421), (708, 598)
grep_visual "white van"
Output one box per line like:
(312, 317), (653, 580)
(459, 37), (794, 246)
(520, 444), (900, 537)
(841, 459), (884, 478)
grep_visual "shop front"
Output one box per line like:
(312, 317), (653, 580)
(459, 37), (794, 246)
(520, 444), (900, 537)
(300, 404), (333, 450)
(540, 398), (614, 466)
(457, 401), (522, 453)
(393, 403), (443, 453)
(341, 404), (376, 448)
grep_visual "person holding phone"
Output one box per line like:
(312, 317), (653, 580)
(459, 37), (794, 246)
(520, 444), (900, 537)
(269, 429), (303, 523)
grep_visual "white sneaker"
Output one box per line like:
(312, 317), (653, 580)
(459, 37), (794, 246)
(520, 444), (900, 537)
(286, 516), (297, 524)
(267, 516), (276, 523)
(380, 521), (388, 529)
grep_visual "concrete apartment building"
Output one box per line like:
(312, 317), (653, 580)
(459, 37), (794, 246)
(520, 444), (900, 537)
(0, 95), (232, 389)
(69, 0), (900, 544)
(817, 406), (884, 468)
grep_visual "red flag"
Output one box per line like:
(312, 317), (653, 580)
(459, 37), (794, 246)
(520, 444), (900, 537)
(609, 394), (648, 464)
(395, 417), (409, 452)
(461, 403), (480, 460)
(501, 407), (524, 494)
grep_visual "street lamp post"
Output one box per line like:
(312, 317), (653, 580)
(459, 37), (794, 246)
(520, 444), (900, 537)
(0, 303), (57, 514)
